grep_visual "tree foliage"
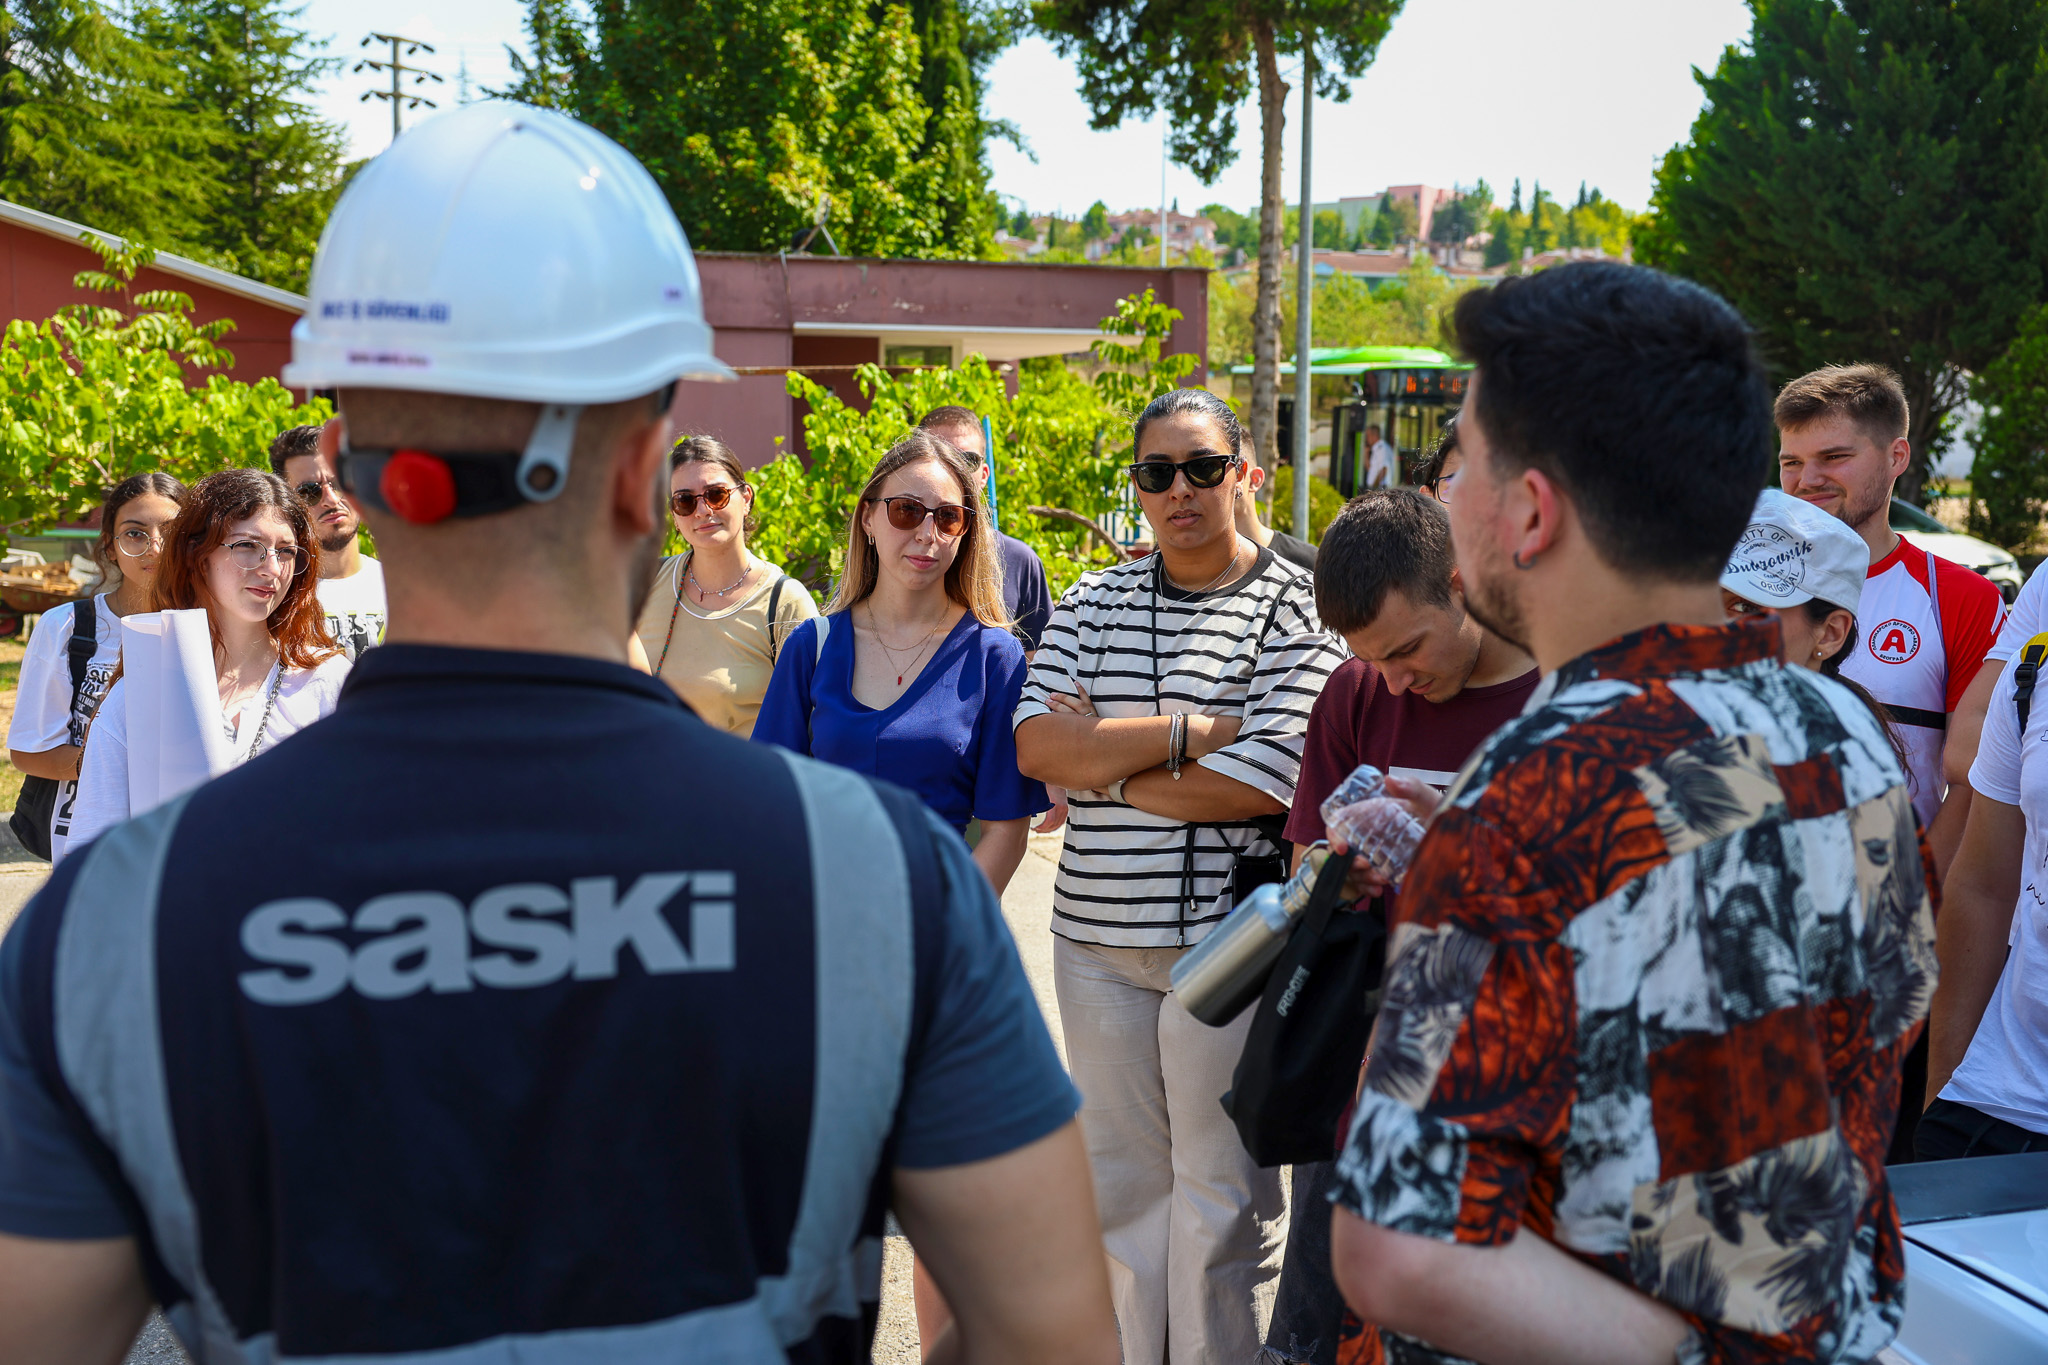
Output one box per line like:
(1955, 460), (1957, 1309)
(508, 0), (1003, 258)
(1033, 0), (1407, 487)
(1209, 257), (1472, 369)
(0, 235), (329, 536)
(140, 0), (349, 289)
(1968, 302), (2048, 552)
(750, 290), (1196, 597)
(1639, 0), (2048, 501)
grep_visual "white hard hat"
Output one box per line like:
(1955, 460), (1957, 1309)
(1721, 488), (1866, 617)
(286, 102), (729, 518)
(286, 100), (729, 402)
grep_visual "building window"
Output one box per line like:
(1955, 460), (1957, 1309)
(885, 345), (952, 368)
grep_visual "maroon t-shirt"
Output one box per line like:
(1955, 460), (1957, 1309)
(1284, 655), (1541, 846)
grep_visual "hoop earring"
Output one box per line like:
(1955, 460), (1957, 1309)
(1511, 549), (1538, 571)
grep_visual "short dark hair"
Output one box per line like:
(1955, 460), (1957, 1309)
(1451, 262), (1770, 582)
(1413, 414), (1460, 489)
(1773, 364), (1909, 448)
(1132, 387), (1243, 455)
(1314, 490), (1456, 635)
(268, 424), (322, 476)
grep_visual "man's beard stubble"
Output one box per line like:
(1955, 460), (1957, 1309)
(1460, 561), (1532, 658)
(317, 523), (357, 555)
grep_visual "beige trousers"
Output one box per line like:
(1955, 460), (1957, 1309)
(1054, 936), (1287, 1364)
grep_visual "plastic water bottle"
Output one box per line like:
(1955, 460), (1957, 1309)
(1319, 764), (1425, 880)
(1171, 846), (1339, 1027)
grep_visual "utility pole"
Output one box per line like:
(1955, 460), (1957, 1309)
(355, 33), (443, 143)
(1292, 45), (1314, 545)
(1159, 123), (1169, 268)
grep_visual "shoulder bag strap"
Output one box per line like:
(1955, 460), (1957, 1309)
(2016, 632), (2048, 734)
(65, 596), (98, 741)
(765, 574), (788, 662)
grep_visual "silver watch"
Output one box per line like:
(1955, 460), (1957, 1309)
(1106, 777), (1128, 804)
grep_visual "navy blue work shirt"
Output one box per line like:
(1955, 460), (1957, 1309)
(0, 643), (1076, 1363)
(996, 532), (1053, 652)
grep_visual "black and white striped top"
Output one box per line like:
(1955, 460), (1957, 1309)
(1014, 546), (1346, 948)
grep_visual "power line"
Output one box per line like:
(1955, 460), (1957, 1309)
(355, 32), (444, 144)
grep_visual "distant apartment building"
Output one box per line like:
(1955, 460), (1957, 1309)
(1325, 185), (1462, 243)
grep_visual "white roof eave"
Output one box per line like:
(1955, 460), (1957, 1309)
(0, 198), (307, 313)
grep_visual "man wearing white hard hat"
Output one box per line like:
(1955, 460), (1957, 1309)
(0, 102), (1117, 1365)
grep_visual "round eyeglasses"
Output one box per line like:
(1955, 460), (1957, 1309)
(115, 527), (164, 556)
(221, 539), (307, 577)
(670, 484), (744, 516)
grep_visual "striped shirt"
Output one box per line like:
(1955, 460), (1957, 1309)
(1015, 546), (1345, 948)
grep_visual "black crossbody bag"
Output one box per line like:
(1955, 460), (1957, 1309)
(10, 597), (98, 862)
(1221, 850), (1387, 1167)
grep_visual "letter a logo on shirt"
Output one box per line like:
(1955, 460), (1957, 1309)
(1869, 619), (1921, 665)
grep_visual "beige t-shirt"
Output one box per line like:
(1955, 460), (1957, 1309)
(634, 555), (819, 737)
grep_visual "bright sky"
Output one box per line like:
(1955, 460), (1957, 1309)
(301, 0), (1753, 216)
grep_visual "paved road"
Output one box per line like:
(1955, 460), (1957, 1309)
(0, 823), (1069, 1364)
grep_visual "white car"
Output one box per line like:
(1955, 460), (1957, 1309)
(1892, 499), (2025, 602)
(1886, 1152), (2048, 1362)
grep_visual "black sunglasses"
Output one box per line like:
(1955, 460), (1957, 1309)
(1128, 454), (1239, 495)
(869, 495), (970, 537)
(294, 476), (343, 506)
(670, 484), (745, 516)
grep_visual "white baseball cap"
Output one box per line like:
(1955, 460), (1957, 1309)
(1720, 488), (1866, 616)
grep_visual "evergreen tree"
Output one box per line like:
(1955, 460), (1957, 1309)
(1509, 177), (1521, 214)
(0, 0), (216, 247)
(1641, 0), (2048, 498)
(1079, 199), (1110, 241)
(144, 0), (348, 290)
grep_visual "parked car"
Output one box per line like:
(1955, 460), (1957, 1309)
(1892, 499), (2024, 602)
(1887, 1152), (2048, 1362)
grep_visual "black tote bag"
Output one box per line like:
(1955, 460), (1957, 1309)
(1220, 851), (1387, 1168)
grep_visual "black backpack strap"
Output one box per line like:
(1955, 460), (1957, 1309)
(766, 574), (788, 662)
(65, 596), (97, 742)
(2016, 632), (2048, 734)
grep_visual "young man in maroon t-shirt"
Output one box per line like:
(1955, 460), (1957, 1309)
(1266, 488), (1537, 1365)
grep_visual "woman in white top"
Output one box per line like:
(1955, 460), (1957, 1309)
(69, 469), (350, 853)
(632, 436), (817, 737)
(7, 472), (186, 860)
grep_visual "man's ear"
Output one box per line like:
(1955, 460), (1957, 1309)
(1513, 465), (1567, 565)
(1447, 564), (1464, 598)
(1243, 461), (1266, 496)
(613, 410), (673, 537)
(1887, 436), (1911, 482)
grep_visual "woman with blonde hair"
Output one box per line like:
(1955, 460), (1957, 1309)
(633, 435), (817, 737)
(755, 430), (1046, 892)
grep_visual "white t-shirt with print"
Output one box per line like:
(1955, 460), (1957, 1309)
(1945, 649), (2048, 1136)
(1987, 565), (2046, 666)
(64, 653), (352, 861)
(316, 556), (386, 661)
(5, 594), (121, 861)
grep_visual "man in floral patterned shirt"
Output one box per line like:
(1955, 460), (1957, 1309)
(1330, 263), (1937, 1365)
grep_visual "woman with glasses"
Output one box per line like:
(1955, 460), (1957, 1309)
(632, 436), (817, 737)
(67, 469), (348, 854)
(7, 472), (186, 861)
(1011, 387), (1345, 1363)
(756, 430), (1045, 891)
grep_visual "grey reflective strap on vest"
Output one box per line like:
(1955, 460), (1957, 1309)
(52, 795), (251, 1363)
(758, 751), (914, 1341)
(233, 1296), (786, 1364)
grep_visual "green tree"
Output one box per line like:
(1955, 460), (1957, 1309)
(1201, 202), (1257, 258)
(514, 0), (1000, 258)
(0, 234), (329, 535)
(1008, 206), (1033, 237)
(0, 0), (217, 249)
(1312, 207), (1346, 248)
(142, 0), (348, 290)
(1640, 0), (2048, 501)
(1034, 0), (1407, 499)
(1079, 199), (1110, 241)
(1968, 301), (2048, 552)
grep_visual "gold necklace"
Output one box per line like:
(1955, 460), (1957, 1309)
(867, 605), (946, 687)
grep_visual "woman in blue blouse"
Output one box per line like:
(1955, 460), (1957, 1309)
(756, 429), (1046, 894)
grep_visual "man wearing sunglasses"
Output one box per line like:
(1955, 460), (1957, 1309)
(270, 422), (386, 660)
(915, 406), (1053, 651)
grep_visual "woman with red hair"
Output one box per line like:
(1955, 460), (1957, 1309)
(68, 468), (349, 853)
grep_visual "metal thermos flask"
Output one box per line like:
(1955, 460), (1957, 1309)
(1171, 846), (1337, 1027)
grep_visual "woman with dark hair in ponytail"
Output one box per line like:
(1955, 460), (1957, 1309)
(67, 468), (348, 853)
(8, 472), (187, 861)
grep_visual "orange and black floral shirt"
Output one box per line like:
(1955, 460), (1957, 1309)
(1331, 619), (1937, 1365)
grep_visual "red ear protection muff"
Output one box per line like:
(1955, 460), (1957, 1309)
(381, 449), (459, 524)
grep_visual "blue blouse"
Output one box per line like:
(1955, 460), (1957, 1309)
(754, 610), (1048, 831)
